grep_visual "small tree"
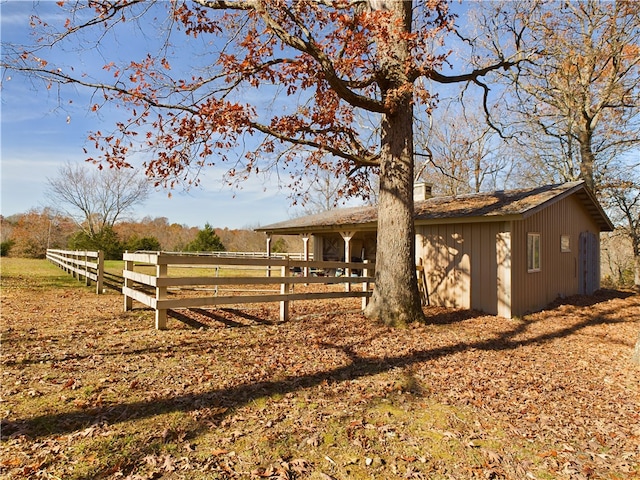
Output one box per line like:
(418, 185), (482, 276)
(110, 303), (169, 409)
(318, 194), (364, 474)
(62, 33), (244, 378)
(184, 224), (225, 252)
(271, 238), (288, 254)
(602, 178), (640, 289)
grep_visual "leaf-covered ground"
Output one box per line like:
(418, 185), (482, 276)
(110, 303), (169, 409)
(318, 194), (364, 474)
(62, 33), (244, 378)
(1, 258), (639, 479)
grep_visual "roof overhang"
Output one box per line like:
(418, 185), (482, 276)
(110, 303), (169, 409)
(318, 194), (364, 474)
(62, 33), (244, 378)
(255, 181), (614, 235)
(257, 222), (378, 236)
(518, 182), (614, 231)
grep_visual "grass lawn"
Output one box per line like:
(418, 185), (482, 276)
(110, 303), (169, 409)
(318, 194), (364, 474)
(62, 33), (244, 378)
(1, 257), (639, 479)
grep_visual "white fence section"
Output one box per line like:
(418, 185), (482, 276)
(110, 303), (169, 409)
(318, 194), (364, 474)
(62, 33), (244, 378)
(122, 252), (373, 329)
(46, 249), (104, 294)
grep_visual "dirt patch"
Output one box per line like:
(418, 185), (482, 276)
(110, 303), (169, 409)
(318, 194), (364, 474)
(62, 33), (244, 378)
(1, 259), (639, 479)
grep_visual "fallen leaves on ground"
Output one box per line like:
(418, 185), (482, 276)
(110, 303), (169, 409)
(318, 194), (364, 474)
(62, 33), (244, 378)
(1, 259), (639, 479)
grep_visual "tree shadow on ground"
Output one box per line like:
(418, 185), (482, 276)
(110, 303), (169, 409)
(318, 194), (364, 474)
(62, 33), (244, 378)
(2, 293), (634, 444)
(545, 289), (635, 309)
(421, 307), (485, 325)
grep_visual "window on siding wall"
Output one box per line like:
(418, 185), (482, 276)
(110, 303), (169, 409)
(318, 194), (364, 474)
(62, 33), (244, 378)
(527, 233), (541, 272)
(561, 234), (571, 252)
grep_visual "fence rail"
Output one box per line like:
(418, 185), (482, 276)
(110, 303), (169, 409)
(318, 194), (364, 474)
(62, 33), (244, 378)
(122, 251), (374, 329)
(160, 251), (312, 261)
(46, 249), (104, 294)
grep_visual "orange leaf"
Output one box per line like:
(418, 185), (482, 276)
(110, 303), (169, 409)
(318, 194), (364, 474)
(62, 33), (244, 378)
(62, 378), (75, 389)
(1, 457), (21, 467)
(538, 450), (558, 458)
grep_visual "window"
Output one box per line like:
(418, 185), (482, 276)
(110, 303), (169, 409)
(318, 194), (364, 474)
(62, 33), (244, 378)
(527, 233), (541, 272)
(561, 234), (571, 253)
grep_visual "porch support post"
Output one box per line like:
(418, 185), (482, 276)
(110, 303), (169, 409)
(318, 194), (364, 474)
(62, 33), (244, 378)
(340, 231), (354, 292)
(301, 234), (310, 278)
(265, 234), (272, 277)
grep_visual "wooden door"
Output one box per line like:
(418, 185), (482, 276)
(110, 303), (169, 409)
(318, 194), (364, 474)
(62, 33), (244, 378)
(579, 231), (599, 295)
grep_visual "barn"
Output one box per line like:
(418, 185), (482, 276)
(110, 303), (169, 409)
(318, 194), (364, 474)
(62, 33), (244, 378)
(256, 181), (614, 318)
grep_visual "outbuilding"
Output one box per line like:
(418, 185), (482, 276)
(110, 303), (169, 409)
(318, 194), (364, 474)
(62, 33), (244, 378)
(257, 181), (613, 318)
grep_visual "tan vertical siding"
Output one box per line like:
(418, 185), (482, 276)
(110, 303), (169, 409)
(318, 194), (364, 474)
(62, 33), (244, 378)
(416, 222), (502, 314)
(511, 195), (600, 316)
(417, 191), (602, 317)
(313, 236), (323, 263)
(479, 223), (500, 314)
(416, 224), (469, 309)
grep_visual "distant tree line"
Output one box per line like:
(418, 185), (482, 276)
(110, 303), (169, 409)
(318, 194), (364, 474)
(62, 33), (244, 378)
(0, 210), (296, 260)
(0, 162), (299, 260)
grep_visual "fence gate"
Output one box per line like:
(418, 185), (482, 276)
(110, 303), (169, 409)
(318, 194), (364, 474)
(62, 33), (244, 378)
(578, 231), (599, 295)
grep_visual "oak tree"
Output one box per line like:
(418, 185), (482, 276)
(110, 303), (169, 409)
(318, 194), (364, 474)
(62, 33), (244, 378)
(3, 0), (524, 325)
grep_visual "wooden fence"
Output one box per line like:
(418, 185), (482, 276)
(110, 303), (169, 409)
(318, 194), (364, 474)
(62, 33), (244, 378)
(122, 251), (374, 329)
(46, 249), (105, 294)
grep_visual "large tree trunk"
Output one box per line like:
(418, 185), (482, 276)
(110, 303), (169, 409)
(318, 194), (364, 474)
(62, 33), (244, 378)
(632, 332), (640, 365)
(633, 240), (640, 289)
(578, 129), (596, 192)
(364, 108), (424, 326)
(364, 0), (424, 326)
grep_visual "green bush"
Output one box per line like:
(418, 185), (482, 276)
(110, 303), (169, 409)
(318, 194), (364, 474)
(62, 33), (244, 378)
(68, 227), (124, 260)
(1, 240), (15, 257)
(125, 235), (161, 252)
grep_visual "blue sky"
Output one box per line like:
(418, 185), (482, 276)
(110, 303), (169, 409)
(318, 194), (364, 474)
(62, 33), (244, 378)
(0, 1), (298, 229)
(1, 2), (479, 229)
(5, 2), (633, 230)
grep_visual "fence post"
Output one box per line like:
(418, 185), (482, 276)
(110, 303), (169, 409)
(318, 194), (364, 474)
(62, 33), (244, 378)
(96, 250), (104, 294)
(84, 251), (90, 286)
(123, 252), (133, 312)
(279, 258), (290, 322)
(156, 255), (168, 330)
(362, 260), (370, 310)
